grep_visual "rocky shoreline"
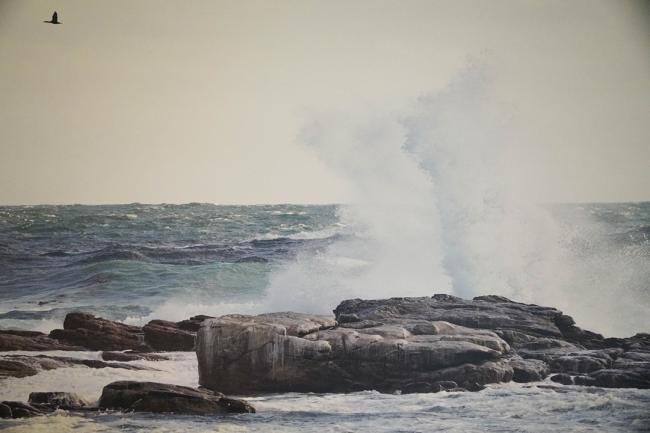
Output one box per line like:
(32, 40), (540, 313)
(1, 294), (649, 419)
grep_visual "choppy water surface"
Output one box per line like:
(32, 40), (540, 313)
(1, 203), (649, 432)
(0, 204), (339, 329)
(0, 351), (648, 433)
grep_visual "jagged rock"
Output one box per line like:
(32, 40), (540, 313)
(101, 351), (169, 362)
(509, 358), (550, 382)
(0, 329), (82, 351)
(197, 311), (511, 394)
(28, 392), (88, 409)
(98, 381), (255, 414)
(143, 320), (195, 351)
(49, 312), (145, 351)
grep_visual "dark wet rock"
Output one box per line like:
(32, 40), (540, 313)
(613, 351), (650, 370)
(101, 351), (169, 362)
(197, 294), (650, 393)
(0, 354), (155, 378)
(431, 360), (513, 389)
(98, 381), (255, 414)
(402, 380), (458, 394)
(143, 320), (195, 351)
(548, 351), (616, 374)
(334, 295), (568, 338)
(509, 358), (550, 382)
(49, 312), (145, 351)
(177, 315), (215, 332)
(550, 373), (574, 385)
(1, 401), (44, 418)
(28, 392), (88, 409)
(586, 368), (650, 389)
(401, 381), (434, 394)
(0, 329), (82, 351)
(0, 359), (39, 378)
(0, 402), (11, 418)
(0, 330), (46, 338)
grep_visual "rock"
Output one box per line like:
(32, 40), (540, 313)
(334, 295), (569, 338)
(550, 373), (574, 385)
(49, 312), (145, 351)
(401, 381), (435, 394)
(0, 403), (12, 418)
(614, 351), (650, 370)
(509, 358), (550, 382)
(98, 381), (255, 414)
(0, 354), (155, 378)
(197, 294), (650, 392)
(401, 380), (458, 394)
(0, 329), (82, 351)
(548, 351), (615, 374)
(143, 320), (195, 351)
(0, 401), (43, 418)
(0, 359), (39, 378)
(101, 351), (169, 362)
(28, 392), (88, 409)
(431, 360), (513, 389)
(586, 368), (650, 389)
(177, 315), (215, 332)
(197, 311), (511, 394)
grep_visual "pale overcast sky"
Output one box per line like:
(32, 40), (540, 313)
(0, 0), (648, 205)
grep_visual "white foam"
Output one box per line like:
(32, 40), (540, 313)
(0, 351), (198, 403)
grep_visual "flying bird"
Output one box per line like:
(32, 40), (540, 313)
(44, 11), (61, 24)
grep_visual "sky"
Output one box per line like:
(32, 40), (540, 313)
(0, 0), (648, 205)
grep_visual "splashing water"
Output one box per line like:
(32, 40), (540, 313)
(263, 65), (650, 336)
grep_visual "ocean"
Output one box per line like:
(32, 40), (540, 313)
(1, 202), (649, 432)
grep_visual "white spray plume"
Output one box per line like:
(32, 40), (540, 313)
(262, 62), (649, 336)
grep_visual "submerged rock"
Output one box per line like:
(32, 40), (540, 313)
(197, 295), (650, 393)
(28, 392), (88, 409)
(98, 381), (255, 415)
(101, 351), (169, 362)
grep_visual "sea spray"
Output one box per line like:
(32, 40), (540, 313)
(261, 65), (650, 336)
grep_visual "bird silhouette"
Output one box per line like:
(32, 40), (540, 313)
(44, 11), (61, 24)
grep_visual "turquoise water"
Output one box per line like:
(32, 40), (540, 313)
(0, 204), (339, 327)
